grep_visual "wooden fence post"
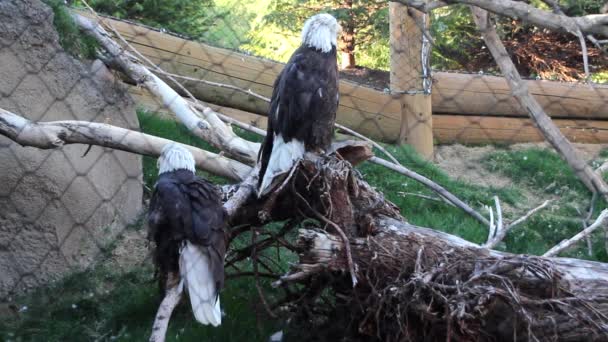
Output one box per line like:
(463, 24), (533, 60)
(389, 2), (433, 159)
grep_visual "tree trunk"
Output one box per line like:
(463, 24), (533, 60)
(340, 0), (356, 69)
(250, 152), (608, 341)
(296, 221), (608, 341)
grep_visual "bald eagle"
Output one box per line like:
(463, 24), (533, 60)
(258, 13), (341, 196)
(148, 143), (227, 326)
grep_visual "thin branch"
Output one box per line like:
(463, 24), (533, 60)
(494, 196), (503, 239)
(398, 192), (447, 204)
(158, 70), (272, 103)
(370, 156), (491, 227)
(577, 30), (591, 80)
(251, 226), (278, 318)
(485, 200), (552, 248)
(582, 192), (598, 256)
(544, 209), (608, 257)
(189, 101), (267, 137)
(485, 204), (496, 244)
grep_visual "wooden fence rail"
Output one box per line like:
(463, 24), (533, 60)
(83, 12), (608, 144)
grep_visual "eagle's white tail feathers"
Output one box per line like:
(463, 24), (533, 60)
(179, 242), (221, 326)
(259, 134), (305, 196)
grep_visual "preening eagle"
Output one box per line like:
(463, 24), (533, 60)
(258, 13), (341, 196)
(148, 143), (227, 326)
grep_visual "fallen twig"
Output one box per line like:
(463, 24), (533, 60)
(371, 156), (490, 227)
(544, 208), (608, 257)
(485, 200), (551, 249)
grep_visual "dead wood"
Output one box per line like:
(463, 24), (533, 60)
(222, 150), (608, 341)
(0, 108), (249, 181)
(470, 7), (608, 201)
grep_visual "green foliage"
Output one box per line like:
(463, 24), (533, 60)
(591, 71), (608, 84)
(79, 0), (225, 42)
(560, 0), (606, 16)
(45, 0), (98, 59)
(430, 5), (481, 71)
(245, 0), (390, 69)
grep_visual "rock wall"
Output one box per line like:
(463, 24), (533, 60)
(0, 0), (143, 298)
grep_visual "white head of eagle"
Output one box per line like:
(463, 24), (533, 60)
(157, 143), (196, 175)
(301, 13), (341, 53)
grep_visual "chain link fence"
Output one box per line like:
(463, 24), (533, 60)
(1, 0), (608, 339)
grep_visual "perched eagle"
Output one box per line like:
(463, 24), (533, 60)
(148, 143), (227, 326)
(258, 13), (341, 196)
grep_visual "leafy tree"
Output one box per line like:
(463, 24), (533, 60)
(262, 0), (387, 69)
(77, 0), (226, 41)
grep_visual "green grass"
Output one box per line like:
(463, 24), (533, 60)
(484, 148), (588, 194)
(45, 0), (98, 59)
(3, 113), (607, 341)
(358, 144), (522, 244)
(483, 147), (608, 261)
(0, 262), (282, 342)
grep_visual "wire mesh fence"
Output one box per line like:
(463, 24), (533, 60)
(1, 0), (608, 339)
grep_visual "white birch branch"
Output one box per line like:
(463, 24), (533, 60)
(485, 200), (552, 248)
(149, 282), (183, 342)
(370, 156), (491, 227)
(0, 108), (251, 182)
(544, 209), (608, 257)
(72, 13), (260, 165)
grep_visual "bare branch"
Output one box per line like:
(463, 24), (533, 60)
(544, 209), (608, 257)
(0, 108), (250, 181)
(72, 13), (260, 164)
(494, 196), (503, 238)
(485, 200), (552, 248)
(158, 70), (273, 104)
(370, 156), (491, 227)
(149, 279), (183, 342)
(470, 7), (608, 200)
(188, 101), (267, 137)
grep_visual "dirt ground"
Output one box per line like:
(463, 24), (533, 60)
(435, 142), (607, 188)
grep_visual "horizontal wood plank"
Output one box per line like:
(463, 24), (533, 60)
(84, 12), (608, 144)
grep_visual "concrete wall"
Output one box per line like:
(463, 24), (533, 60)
(0, 0), (143, 298)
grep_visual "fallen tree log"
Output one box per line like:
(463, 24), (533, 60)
(292, 222), (608, 341)
(223, 150), (608, 341)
